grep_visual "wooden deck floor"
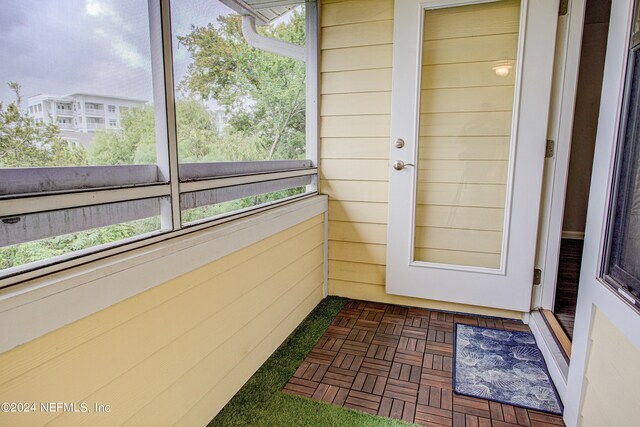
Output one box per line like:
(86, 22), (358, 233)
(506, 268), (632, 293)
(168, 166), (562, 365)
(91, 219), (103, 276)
(284, 300), (565, 426)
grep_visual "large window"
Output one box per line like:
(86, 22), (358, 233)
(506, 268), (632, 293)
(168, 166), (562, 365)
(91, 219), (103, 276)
(169, 0), (311, 226)
(0, 0), (317, 281)
(603, 1), (640, 311)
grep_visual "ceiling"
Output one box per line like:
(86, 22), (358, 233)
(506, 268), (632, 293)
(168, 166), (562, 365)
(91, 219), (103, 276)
(220, 0), (308, 25)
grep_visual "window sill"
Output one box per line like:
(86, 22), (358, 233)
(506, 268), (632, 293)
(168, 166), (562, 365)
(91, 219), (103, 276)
(0, 194), (327, 354)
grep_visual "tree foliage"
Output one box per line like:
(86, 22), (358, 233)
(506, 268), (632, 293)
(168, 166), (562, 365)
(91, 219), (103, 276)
(0, 82), (87, 167)
(178, 11), (306, 160)
(1, 10), (307, 270)
(90, 98), (261, 164)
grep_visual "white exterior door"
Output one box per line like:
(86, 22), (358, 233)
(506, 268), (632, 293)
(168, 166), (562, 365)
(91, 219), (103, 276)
(386, 0), (559, 312)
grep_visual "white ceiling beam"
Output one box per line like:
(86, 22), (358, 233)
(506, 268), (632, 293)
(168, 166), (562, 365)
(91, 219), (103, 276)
(249, 0), (303, 10)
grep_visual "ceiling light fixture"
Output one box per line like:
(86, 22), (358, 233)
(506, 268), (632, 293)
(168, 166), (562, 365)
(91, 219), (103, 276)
(493, 60), (513, 77)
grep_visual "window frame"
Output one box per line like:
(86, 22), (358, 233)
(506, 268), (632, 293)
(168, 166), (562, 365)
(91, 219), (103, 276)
(602, 0), (640, 312)
(0, 0), (319, 288)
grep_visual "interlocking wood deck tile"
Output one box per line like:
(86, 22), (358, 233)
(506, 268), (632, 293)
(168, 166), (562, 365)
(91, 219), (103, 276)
(366, 343), (396, 361)
(283, 299), (566, 426)
(347, 327), (375, 343)
(324, 325), (351, 340)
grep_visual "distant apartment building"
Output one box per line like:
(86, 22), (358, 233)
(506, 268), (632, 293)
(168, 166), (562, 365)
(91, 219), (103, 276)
(27, 93), (147, 148)
(27, 93), (229, 148)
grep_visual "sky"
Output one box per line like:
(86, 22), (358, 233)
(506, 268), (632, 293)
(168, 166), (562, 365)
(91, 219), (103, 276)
(0, 0), (233, 106)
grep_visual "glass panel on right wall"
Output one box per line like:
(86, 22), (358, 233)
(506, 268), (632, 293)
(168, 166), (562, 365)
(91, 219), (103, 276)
(413, 0), (521, 269)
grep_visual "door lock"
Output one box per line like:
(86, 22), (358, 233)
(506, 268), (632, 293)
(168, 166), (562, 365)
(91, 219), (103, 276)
(394, 138), (405, 149)
(393, 160), (414, 170)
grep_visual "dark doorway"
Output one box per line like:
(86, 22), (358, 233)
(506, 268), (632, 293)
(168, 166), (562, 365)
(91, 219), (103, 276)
(552, 0), (612, 348)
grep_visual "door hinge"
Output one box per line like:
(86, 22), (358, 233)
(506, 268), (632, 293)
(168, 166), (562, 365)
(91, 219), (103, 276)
(545, 140), (555, 158)
(533, 268), (542, 285)
(559, 0), (569, 16)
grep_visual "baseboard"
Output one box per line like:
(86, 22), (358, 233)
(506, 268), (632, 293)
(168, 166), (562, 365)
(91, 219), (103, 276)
(561, 231), (585, 240)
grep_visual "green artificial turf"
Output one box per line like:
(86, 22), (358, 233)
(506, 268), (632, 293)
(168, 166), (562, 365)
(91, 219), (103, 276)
(209, 297), (414, 427)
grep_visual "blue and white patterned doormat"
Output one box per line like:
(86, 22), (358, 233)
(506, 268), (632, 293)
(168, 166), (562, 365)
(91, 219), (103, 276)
(453, 324), (563, 415)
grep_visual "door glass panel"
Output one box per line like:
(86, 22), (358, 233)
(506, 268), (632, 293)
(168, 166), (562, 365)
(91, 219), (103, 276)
(605, 49), (640, 298)
(413, 0), (521, 269)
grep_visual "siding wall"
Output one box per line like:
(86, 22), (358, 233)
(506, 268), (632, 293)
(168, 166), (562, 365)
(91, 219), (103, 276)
(320, 0), (520, 318)
(580, 308), (640, 426)
(0, 215), (325, 426)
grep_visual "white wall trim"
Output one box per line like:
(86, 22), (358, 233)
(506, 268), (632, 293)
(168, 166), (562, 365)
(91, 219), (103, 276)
(0, 195), (328, 354)
(305, 0), (320, 173)
(323, 211), (329, 297)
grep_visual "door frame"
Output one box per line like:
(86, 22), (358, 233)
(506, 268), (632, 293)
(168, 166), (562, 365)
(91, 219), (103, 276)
(533, 0), (588, 312)
(531, 1), (640, 425)
(386, 0), (560, 312)
(526, 0), (587, 406)
(564, 0), (639, 424)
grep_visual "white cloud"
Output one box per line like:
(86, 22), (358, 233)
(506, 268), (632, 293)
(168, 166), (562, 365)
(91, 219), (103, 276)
(85, 0), (113, 18)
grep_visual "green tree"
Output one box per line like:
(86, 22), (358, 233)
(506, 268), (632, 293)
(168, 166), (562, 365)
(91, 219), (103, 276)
(0, 219), (160, 271)
(90, 106), (156, 165)
(2, 9), (308, 270)
(0, 82), (87, 167)
(177, 11), (306, 161)
(90, 98), (242, 165)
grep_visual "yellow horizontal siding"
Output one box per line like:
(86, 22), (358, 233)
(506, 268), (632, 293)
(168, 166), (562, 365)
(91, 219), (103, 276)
(415, 227), (503, 254)
(321, 69), (392, 94)
(416, 183), (506, 208)
(422, 62), (516, 89)
(322, 45), (393, 72)
(414, 249), (501, 269)
(321, 159), (389, 181)
(422, 33), (518, 65)
(321, 92), (392, 116)
(321, 0), (393, 27)
(0, 215), (325, 426)
(322, 20), (393, 49)
(420, 86), (515, 113)
(329, 241), (387, 265)
(420, 112), (514, 137)
(417, 136), (510, 160)
(321, 137), (389, 159)
(414, 1), (519, 269)
(423, 0), (520, 40)
(329, 200), (388, 224)
(321, 115), (391, 138)
(580, 308), (640, 426)
(417, 159), (508, 185)
(176, 285), (323, 425)
(320, 0), (519, 317)
(328, 221), (387, 245)
(329, 260), (385, 285)
(321, 180), (389, 203)
(415, 205), (505, 231)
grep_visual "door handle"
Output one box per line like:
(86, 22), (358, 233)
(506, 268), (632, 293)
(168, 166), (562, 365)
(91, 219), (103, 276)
(393, 160), (414, 170)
